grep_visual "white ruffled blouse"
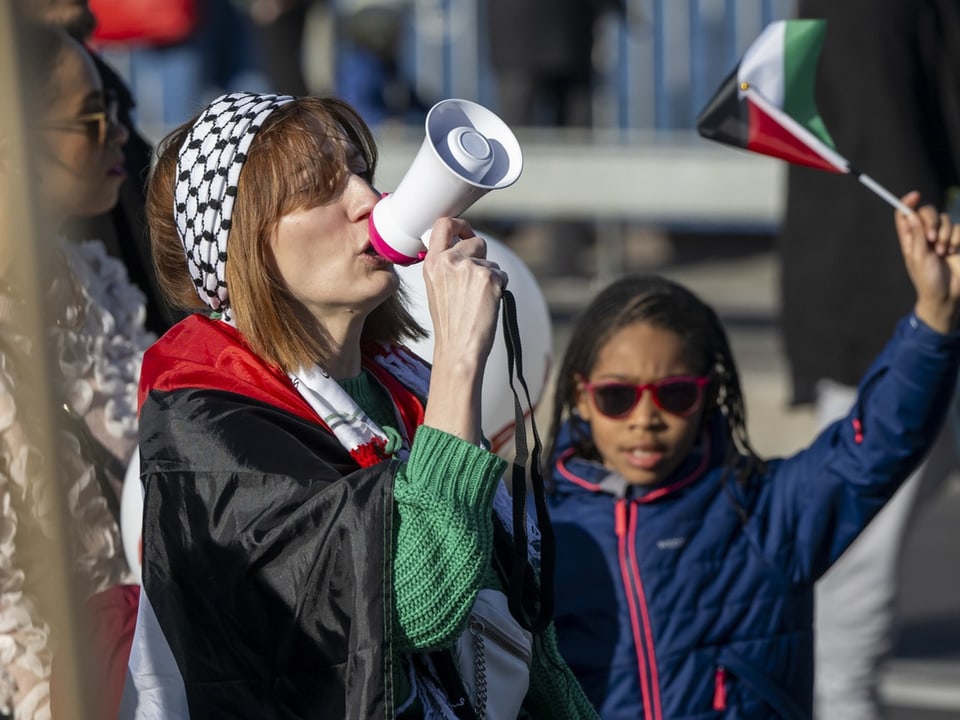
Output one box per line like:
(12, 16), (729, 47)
(0, 238), (155, 719)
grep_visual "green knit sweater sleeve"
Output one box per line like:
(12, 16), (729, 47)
(337, 371), (505, 652)
(392, 425), (506, 652)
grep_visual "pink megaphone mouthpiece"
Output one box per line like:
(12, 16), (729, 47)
(369, 194), (425, 265)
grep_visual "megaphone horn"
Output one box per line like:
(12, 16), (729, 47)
(369, 98), (523, 265)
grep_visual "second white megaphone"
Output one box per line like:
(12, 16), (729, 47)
(369, 98), (523, 265)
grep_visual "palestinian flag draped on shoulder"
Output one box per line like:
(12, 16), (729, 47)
(697, 18), (911, 214)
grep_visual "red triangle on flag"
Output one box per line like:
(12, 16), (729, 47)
(745, 97), (845, 174)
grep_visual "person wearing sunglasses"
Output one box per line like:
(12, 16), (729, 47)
(43, 89), (120, 145)
(14, 0), (182, 339)
(543, 193), (960, 719)
(36, 47), (129, 221)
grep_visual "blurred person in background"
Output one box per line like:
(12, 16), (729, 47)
(485, 0), (625, 278)
(243, 0), (325, 97)
(778, 1), (960, 717)
(0, 17), (155, 718)
(16, 0), (180, 337)
(87, 0), (204, 139)
(195, 0), (272, 106)
(333, 0), (430, 129)
(486, 0), (624, 129)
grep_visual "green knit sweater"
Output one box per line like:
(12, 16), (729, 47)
(340, 371), (598, 719)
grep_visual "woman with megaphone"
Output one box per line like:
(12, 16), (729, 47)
(119, 92), (597, 720)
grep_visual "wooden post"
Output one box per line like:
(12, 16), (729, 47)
(0, 6), (96, 719)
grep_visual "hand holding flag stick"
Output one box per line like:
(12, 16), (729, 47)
(696, 19), (917, 219)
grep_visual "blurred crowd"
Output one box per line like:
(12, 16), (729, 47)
(75, 0), (627, 139)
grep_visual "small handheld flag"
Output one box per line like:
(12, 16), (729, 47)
(697, 19), (914, 217)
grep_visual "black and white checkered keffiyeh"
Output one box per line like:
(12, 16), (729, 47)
(174, 92), (295, 320)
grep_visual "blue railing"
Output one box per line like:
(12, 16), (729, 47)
(405, 0), (796, 131)
(101, 0), (796, 139)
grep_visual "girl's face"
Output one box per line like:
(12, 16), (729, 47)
(39, 35), (128, 221)
(269, 156), (397, 333)
(575, 321), (707, 486)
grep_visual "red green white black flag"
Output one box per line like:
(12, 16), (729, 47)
(697, 19), (912, 214)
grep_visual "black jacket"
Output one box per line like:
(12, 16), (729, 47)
(779, 0), (960, 402)
(122, 317), (394, 718)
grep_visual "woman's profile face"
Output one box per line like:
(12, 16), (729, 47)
(39, 35), (128, 221)
(268, 145), (398, 331)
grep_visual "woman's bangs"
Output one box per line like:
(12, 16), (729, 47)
(277, 123), (351, 213)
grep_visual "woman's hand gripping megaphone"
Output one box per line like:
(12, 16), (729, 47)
(379, 112), (552, 634)
(417, 216), (506, 444)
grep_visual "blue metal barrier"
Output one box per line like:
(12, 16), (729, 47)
(405, 0), (796, 131)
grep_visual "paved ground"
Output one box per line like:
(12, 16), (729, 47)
(521, 231), (960, 718)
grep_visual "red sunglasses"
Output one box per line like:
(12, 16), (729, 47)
(581, 375), (711, 418)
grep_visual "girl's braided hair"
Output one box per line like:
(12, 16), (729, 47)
(546, 274), (765, 490)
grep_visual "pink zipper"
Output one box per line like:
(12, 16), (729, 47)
(852, 417), (864, 444)
(713, 666), (727, 711)
(628, 503), (663, 720)
(616, 499), (654, 720)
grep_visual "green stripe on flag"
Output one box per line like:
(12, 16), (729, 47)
(782, 19), (835, 149)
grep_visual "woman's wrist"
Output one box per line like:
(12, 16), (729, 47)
(423, 353), (485, 443)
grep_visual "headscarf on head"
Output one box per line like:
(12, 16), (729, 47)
(173, 92), (295, 322)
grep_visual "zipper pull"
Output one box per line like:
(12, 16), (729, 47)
(615, 499), (627, 537)
(713, 666), (727, 711)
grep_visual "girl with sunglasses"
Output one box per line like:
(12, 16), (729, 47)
(544, 192), (960, 719)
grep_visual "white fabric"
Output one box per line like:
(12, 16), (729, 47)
(454, 588), (532, 719)
(813, 378), (960, 720)
(119, 589), (188, 719)
(739, 19), (787, 105)
(0, 237), (150, 717)
(288, 345), (431, 464)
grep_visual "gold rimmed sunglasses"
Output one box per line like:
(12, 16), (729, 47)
(43, 91), (121, 145)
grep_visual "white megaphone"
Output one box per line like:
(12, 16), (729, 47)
(369, 98), (523, 265)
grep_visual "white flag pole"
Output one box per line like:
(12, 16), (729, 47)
(856, 173), (917, 218)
